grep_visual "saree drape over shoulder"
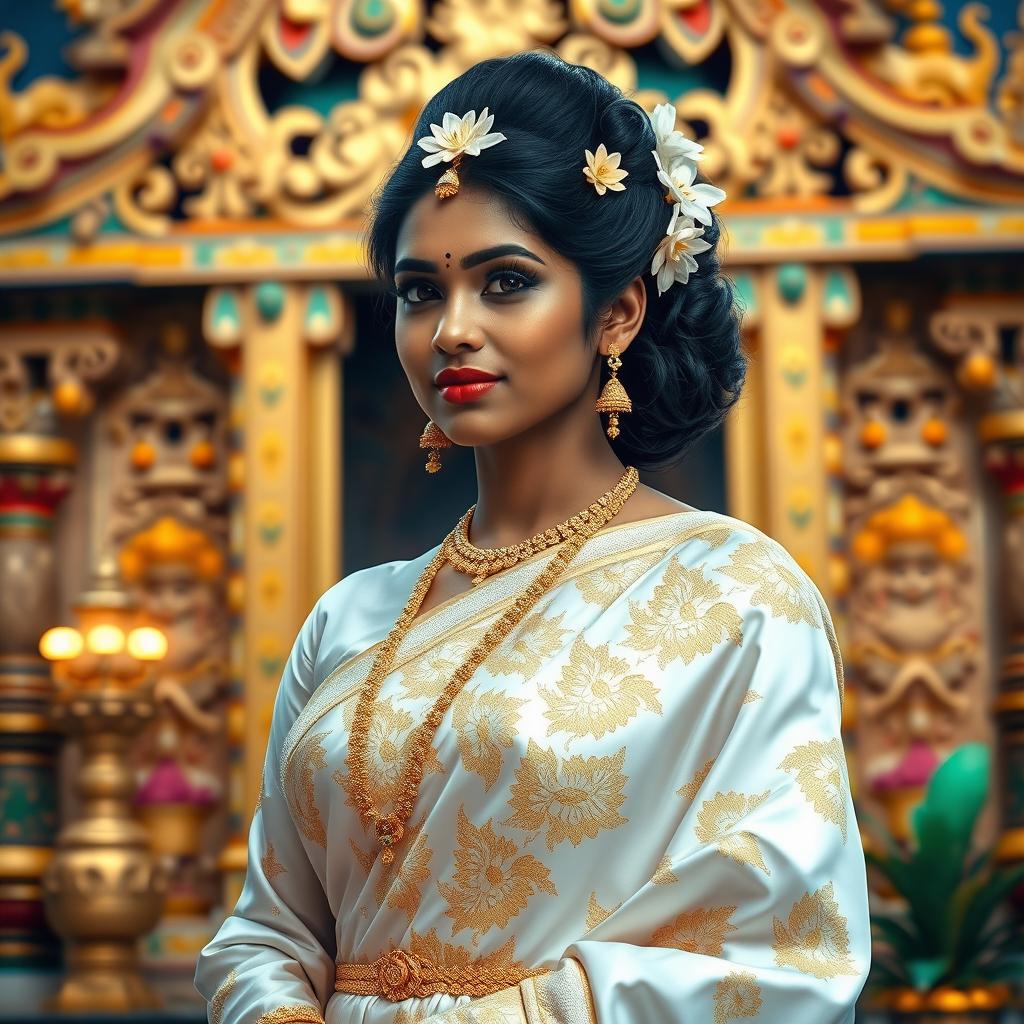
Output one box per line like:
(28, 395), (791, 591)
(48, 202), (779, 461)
(195, 510), (870, 1024)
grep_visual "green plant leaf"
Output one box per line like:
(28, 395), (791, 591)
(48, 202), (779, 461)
(864, 849), (948, 957)
(906, 955), (952, 991)
(909, 744), (990, 942)
(954, 863), (1024, 969)
(872, 913), (922, 960)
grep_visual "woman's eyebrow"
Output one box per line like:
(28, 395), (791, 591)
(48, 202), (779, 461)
(394, 244), (546, 276)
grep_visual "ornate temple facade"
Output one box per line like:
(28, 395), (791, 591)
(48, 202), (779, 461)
(0, 0), (1022, 1003)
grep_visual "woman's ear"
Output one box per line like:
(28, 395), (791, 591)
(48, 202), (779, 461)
(598, 277), (646, 357)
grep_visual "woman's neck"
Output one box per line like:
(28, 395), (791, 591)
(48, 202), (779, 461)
(469, 411), (630, 549)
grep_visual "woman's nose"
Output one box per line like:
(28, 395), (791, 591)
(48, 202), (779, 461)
(431, 291), (483, 353)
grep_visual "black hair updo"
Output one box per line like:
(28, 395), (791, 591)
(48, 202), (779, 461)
(367, 50), (746, 471)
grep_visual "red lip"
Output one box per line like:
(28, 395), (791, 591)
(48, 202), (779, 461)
(435, 366), (502, 387)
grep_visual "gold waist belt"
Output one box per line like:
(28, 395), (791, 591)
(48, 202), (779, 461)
(335, 949), (540, 1002)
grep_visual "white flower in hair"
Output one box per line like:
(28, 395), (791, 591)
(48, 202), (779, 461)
(650, 205), (712, 296)
(582, 143), (629, 195)
(653, 150), (726, 227)
(649, 102), (704, 168)
(416, 108), (507, 168)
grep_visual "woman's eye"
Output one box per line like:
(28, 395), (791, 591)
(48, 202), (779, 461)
(483, 272), (533, 295)
(397, 282), (438, 304)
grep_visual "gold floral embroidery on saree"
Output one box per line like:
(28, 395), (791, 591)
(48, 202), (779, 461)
(713, 971), (762, 1023)
(349, 817), (433, 921)
(333, 697), (443, 815)
(283, 731), (329, 847)
(254, 1007), (325, 1024)
(261, 842), (286, 880)
(772, 881), (858, 978)
(400, 628), (492, 700)
(452, 686), (528, 791)
(439, 806), (557, 941)
(409, 928), (532, 980)
(650, 904), (739, 956)
(209, 967), (236, 1024)
(504, 740), (628, 850)
(718, 538), (822, 627)
(540, 635), (661, 746)
(696, 790), (772, 874)
(779, 737), (849, 841)
(585, 891), (621, 929)
(572, 548), (666, 607)
(485, 608), (571, 678)
(678, 757), (716, 801)
(624, 559), (743, 669)
(651, 854), (679, 885)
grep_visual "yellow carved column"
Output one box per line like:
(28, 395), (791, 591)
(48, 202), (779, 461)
(760, 264), (825, 591)
(203, 282), (351, 902)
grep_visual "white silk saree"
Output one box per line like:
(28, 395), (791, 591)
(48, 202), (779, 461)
(194, 509), (870, 1024)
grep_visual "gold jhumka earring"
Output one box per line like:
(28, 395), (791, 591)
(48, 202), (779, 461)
(595, 343), (632, 439)
(419, 420), (452, 473)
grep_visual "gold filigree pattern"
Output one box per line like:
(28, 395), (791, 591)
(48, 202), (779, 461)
(438, 806), (557, 940)
(741, 690), (762, 705)
(452, 686), (528, 791)
(541, 635), (661, 746)
(504, 740), (628, 850)
(485, 608), (571, 677)
(624, 558), (744, 669)
(401, 631), (489, 699)
(779, 738), (849, 841)
(409, 929), (530, 980)
(254, 1007), (325, 1024)
(283, 731), (329, 847)
(719, 539), (821, 627)
(713, 971), (762, 1024)
(348, 818), (434, 921)
(333, 697), (443, 815)
(262, 842), (286, 880)
(652, 855), (679, 885)
(209, 967), (236, 1024)
(384, 821), (434, 922)
(586, 891), (621, 929)
(696, 790), (772, 874)
(573, 548), (666, 606)
(678, 757), (716, 801)
(650, 904), (739, 956)
(772, 882), (859, 979)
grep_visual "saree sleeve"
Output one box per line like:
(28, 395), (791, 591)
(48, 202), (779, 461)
(194, 601), (336, 1024)
(421, 576), (870, 1024)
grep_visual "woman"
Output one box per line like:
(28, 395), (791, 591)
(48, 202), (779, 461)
(195, 51), (870, 1024)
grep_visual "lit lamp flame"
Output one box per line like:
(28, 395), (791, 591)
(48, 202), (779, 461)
(85, 625), (126, 655)
(39, 627), (84, 662)
(126, 627), (168, 662)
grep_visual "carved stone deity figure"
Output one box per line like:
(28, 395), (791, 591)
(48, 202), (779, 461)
(119, 517), (230, 916)
(848, 494), (977, 839)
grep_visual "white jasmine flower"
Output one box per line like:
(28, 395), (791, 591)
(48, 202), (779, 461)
(649, 102), (704, 168)
(650, 204), (712, 296)
(653, 151), (726, 226)
(583, 143), (629, 195)
(416, 108), (507, 168)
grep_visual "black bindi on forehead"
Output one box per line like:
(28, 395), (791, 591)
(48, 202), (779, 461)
(444, 251), (451, 268)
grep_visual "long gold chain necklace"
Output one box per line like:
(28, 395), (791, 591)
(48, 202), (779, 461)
(447, 469), (639, 584)
(346, 465), (639, 863)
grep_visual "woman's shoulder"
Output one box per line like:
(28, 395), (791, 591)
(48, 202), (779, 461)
(659, 508), (832, 625)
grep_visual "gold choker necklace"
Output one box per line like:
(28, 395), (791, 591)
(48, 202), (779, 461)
(346, 465), (639, 863)
(446, 467), (640, 584)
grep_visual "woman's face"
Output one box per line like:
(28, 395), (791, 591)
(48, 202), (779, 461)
(392, 186), (600, 447)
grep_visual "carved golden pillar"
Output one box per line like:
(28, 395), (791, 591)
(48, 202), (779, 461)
(0, 325), (118, 965)
(203, 282), (350, 903)
(984, 411), (1024, 866)
(751, 263), (860, 602)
